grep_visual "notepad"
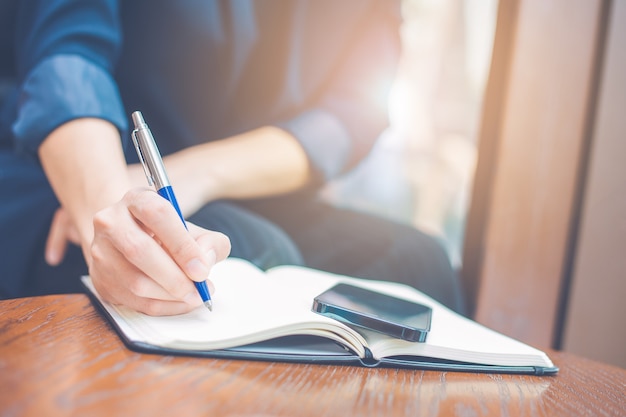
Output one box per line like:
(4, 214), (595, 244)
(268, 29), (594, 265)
(82, 258), (558, 375)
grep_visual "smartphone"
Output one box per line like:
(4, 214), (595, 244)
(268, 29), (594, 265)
(312, 283), (432, 342)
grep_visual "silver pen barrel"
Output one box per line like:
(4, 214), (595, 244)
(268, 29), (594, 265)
(131, 111), (171, 190)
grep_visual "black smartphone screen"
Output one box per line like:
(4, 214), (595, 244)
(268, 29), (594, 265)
(312, 283), (432, 342)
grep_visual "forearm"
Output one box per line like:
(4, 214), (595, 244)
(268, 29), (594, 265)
(39, 118), (131, 260)
(145, 126), (312, 215)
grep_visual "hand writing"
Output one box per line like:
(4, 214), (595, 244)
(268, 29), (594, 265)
(88, 188), (230, 315)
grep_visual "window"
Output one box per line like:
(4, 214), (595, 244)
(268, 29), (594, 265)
(322, 0), (498, 268)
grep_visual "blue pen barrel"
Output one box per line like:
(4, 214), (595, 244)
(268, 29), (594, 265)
(157, 185), (212, 304)
(157, 186), (187, 229)
(194, 281), (211, 300)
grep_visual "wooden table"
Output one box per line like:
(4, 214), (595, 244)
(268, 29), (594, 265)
(1, 295), (624, 417)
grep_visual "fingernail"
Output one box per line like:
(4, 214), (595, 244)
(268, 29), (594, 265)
(186, 258), (209, 281)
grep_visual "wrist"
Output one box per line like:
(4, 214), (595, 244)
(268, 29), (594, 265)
(160, 145), (224, 216)
(39, 118), (131, 252)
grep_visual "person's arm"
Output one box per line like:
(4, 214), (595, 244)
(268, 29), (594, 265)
(276, 1), (402, 179)
(40, 120), (229, 315)
(39, 119), (129, 258)
(128, 1), (401, 216)
(129, 126), (312, 218)
(17, 1), (229, 315)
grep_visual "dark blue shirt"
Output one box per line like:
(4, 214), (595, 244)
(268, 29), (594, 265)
(0, 0), (127, 156)
(116, 0), (401, 180)
(0, 0), (128, 297)
(0, 0), (401, 297)
(1, 0), (400, 177)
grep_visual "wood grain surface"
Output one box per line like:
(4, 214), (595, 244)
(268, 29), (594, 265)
(1, 294), (624, 417)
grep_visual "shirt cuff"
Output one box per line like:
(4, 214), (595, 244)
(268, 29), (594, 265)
(277, 109), (352, 181)
(12, 54), (128, 156)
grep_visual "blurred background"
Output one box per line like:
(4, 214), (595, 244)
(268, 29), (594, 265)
(322, 0), (497, 270)
(323, 0), (626, 370)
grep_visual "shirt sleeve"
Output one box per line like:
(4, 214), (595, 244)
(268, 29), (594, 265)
(11, 0), (127, 157)
(277, 1), (402, 181)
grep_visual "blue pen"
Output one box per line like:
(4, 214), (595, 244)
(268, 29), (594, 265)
(131, 111), (213, 311)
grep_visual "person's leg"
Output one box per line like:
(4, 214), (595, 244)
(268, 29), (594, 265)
(28, 243), (89, 296)
(243, 193), (466, 314)
(188, 201), (304, 270)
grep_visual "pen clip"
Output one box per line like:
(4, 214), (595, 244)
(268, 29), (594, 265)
(132, 128), (155, 187)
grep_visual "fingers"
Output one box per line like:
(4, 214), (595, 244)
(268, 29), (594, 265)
(95, 283), (200, 316)
(45, 208), (83, 266)
(89, 188), (231, 316)
(186, 223), (231, 295)
(187, 223), (232, 267)
(45, 209), (69, 266)
(125, 190), (219, 284)
(97, 193), (199, 299)
(91, 237), (199, 316)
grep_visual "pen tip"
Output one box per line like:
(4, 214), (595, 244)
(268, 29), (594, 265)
(204, 300), (213, 312)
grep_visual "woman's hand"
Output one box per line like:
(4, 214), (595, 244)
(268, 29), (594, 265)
(88, 188), (230, 316)
(38, 119), (231, 316)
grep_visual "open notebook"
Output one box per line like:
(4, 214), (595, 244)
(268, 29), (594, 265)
(82, 258), (558, 375)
